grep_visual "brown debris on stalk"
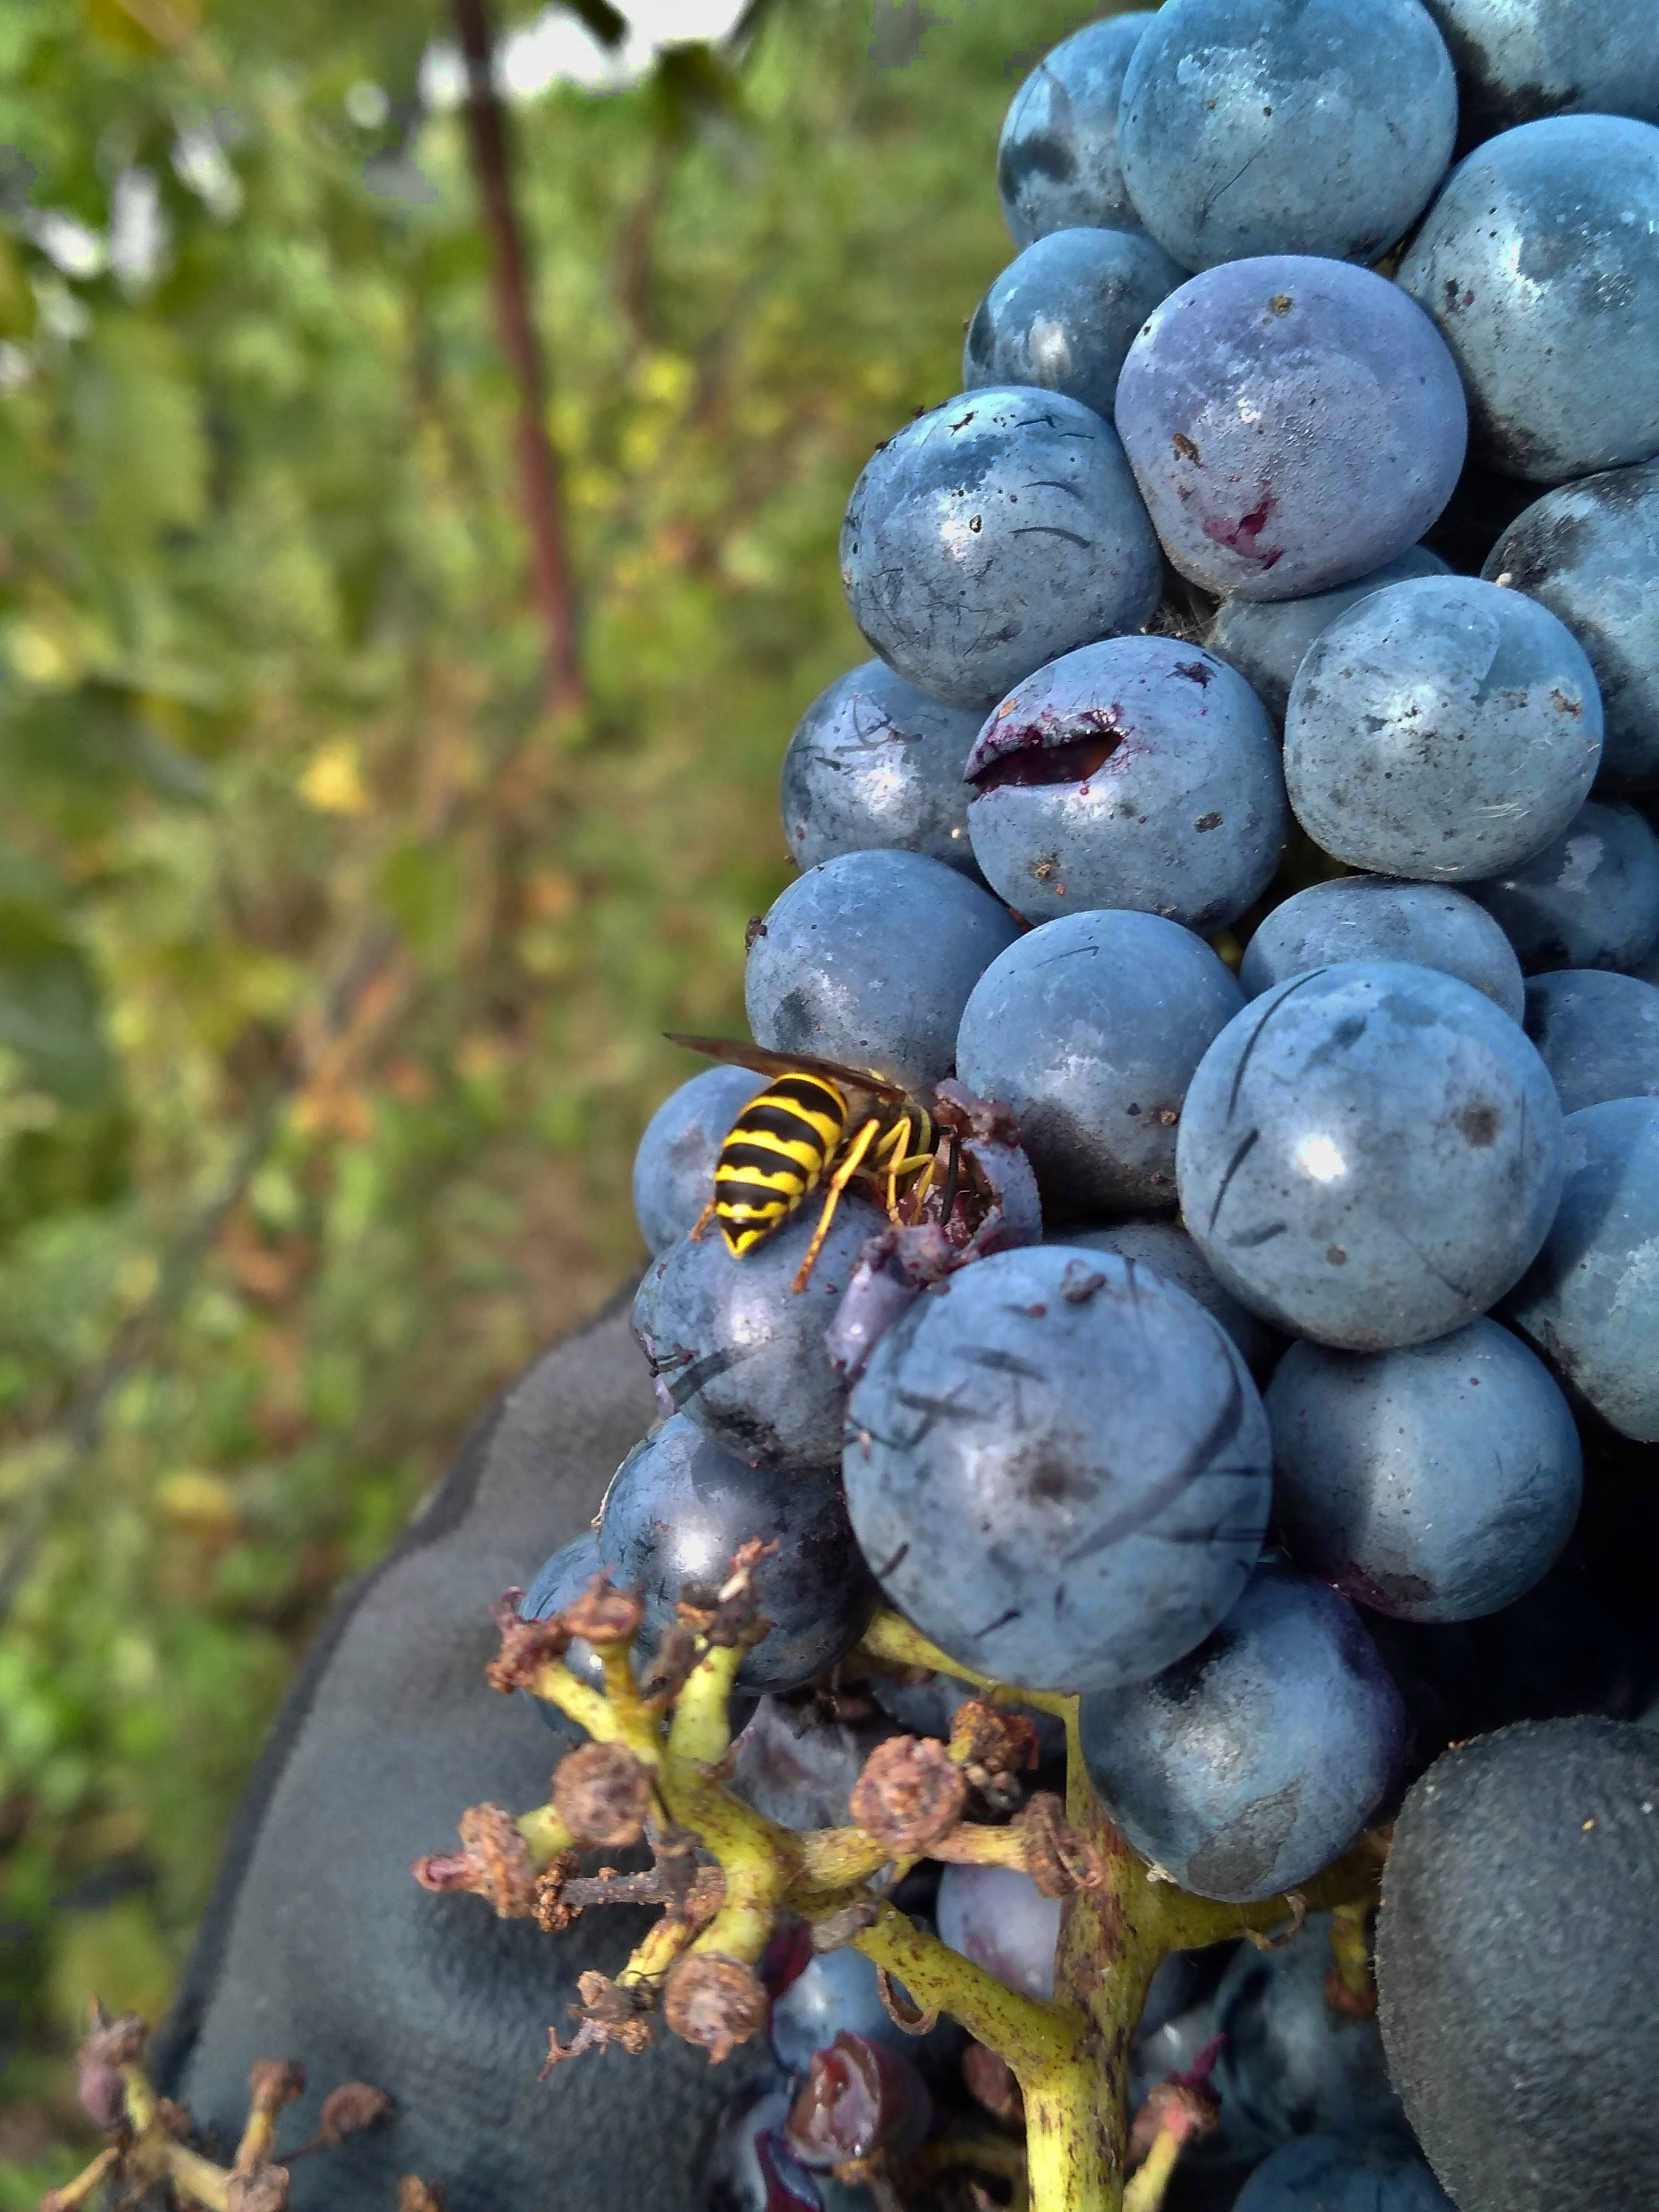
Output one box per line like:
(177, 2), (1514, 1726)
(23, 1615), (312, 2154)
(662, 1952), (769, 2065)
(411, 1801), (538, 1917)
(850, 1735), (968, 1855)
(484, 1592), (570, 1694)
(552, 1740), (653, 1848)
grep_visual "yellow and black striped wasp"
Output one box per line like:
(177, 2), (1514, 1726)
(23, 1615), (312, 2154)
(666, 1035), (946, 1293)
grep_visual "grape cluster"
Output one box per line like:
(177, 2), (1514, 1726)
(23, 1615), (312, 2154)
(530, 8), (1659, 2207)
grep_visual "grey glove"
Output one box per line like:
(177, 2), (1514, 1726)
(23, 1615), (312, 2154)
(151, 1292), (743, 2210)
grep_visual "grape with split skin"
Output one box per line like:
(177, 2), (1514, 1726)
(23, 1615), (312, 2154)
(963, 636), (1287, 935)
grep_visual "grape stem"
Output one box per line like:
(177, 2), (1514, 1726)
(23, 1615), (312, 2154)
(438, 1591), (1387, 2212)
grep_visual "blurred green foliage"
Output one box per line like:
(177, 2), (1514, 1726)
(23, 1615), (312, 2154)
(0, 0), (1106, 2185)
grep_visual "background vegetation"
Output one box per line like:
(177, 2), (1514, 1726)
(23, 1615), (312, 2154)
(0, 0), (1112, 2190)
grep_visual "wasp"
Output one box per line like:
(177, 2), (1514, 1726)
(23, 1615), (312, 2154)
(666, 1034), (945, 1293)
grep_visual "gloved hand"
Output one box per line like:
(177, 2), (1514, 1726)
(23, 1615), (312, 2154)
(150, 1291), (746, 2210)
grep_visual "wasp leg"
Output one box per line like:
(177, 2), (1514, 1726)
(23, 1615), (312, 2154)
(902, 1147), (939, 1219)
(688, 1198), (718, 1243)
(939, 1131), (961, 1224)
(791, 1117), (882, 1293)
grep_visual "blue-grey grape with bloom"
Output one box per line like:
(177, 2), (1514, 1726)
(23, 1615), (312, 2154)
(841, 1245), (1272, 1695)
(1117, 0), (1455, 271)
(838, 387), (1161, 713)
(1267, 1321), (1583, 1623)
(1397, 116), (1659, 484)
(962, 227), (1186, 422)
(1284, 577), (1603, 881)
(1051, 1217), (1276, 1374)
(1115, 258), (1467, 601)
(996, 13), (1158, 247)
(598, 1413), (873, 1697)
(1483, 463), (1659, 790)
(963, 637), (1286, 934)
(1176, 962), (1566, 1351)
(957, 909), (1244, 1216)
(780, 661), (983, 879)
(1419, 0), (1659, 141)
(1206, 544), (1449, 725)
(745, 849), (1021, 1096)
(1465, 798), (1659, 973)
(1239, 878), (1524, 1022)
(1128, 1921), (1405, 2171)
(632, 1196), (887, 1473)
(1503, 1097), (1659, 1441)
(518, 1528), (763, 1741)
(1079, 1562), (1406, 1900)
(769, 1945), (928, 2074)
(1235, 2134), (1454, 2211)
(518, 1531), (608, 1744)
(1521, 970), (1659, 1115)
(633, 1064), (765, 1255)
(1202, 1917), (1407, 2164)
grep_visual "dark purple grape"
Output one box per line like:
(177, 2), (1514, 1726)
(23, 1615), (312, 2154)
(1267, 1321), (1582, 1623)
(729, 1695), (895, 1835)
(632, 1199), (886, 1473)
(780, 661), (983, 878)
(963, 227), (1186, 421)
(1397, 116), (1659, 483)
(839, 388), (1161, 713)
(744, 848), (1021, 1095)
(1079, 1563), (1406, 1900)
(1118, 0), (1455, 270)
(996, 14), (1159, 246)
(599, 1414), (873, 1696)
(963, 636), (1287, 934)
(781, 2033), (931, 2169)
(1465, 798), (1659, 974)
(935, 1864), (1061, 2000)
(1483, 462), (1659, 790)
(519, 1531), (608, 1740)
(697, 2072), (870, 2212)
(1115, 257), (1466, 601)
(843, 1245), (1271, 1695)
(1521, 969), (1659, 1113)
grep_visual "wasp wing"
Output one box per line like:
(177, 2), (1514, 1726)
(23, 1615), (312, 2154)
(664, 1033), (911, 1107)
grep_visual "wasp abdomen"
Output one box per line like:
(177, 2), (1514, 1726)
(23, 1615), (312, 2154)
(714, 1073), (847, 1255)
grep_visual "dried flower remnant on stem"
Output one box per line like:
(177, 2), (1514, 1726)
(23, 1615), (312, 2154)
(850, 1735), (969, 1854)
